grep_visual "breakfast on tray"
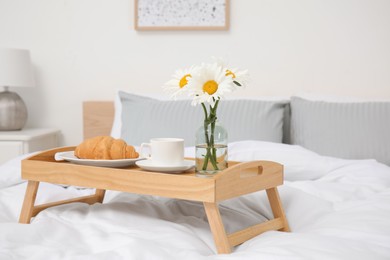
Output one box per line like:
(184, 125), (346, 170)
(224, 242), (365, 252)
(74, 136), (139, 160)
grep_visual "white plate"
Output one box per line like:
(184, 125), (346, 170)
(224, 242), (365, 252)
(55, 151), (144, 168)
(136, 159), (195, 173)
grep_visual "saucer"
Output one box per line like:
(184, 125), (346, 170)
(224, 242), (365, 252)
(136, 160), (195, 173)
(55, 151), (145, 168)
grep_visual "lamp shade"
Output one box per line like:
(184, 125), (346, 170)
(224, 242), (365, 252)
(0, 48), (35, 87)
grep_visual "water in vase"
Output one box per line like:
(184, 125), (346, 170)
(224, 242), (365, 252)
(195, 144), (227, 177)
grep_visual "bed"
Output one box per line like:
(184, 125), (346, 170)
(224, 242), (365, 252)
(1, 91), (390, 259)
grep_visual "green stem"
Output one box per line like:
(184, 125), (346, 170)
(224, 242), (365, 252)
(201, 104), (211, 170)
(209, 115), (219, 170)
(200, 102), (220, 171)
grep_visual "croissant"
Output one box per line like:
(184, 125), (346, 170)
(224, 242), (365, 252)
(74, 136), (139, 160)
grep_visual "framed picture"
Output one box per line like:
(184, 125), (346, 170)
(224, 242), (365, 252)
(134, 0), (230, 31)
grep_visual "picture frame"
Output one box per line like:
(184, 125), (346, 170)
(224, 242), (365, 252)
(134, 0), (230, 31)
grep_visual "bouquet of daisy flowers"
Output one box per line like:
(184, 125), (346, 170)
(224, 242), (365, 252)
(163, 58), (249, 175)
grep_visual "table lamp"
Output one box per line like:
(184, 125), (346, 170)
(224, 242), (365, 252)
(0, 48), (35, 131)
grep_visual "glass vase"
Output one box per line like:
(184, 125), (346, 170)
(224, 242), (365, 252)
(195, 121), (228, 177)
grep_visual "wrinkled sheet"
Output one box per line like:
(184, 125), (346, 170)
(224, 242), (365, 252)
(0, 141), (390, 259)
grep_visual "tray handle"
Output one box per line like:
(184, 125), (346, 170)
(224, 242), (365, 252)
(216, 160), (282, 180)
(25, 146), (76, 162)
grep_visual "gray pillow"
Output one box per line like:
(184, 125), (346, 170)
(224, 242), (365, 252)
(290, 96), (390, 165)
(119, 91), (289, 146)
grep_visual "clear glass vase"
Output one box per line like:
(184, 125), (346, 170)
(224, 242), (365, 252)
(195, 121), (228, 177)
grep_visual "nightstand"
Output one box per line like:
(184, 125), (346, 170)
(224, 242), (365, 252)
(0, 128), (60, 165)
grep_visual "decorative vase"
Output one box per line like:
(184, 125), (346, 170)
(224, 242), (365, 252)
(195, 121), (228, 177)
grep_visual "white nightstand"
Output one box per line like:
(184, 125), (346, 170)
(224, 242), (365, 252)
(0, 128), (60, 165)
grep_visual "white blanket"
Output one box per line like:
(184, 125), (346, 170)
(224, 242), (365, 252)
(1, 141), (390, 259)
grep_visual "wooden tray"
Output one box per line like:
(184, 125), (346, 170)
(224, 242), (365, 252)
(19, 146), (290, 254)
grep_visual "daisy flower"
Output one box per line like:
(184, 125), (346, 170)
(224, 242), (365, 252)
(212, 56), (250, 88)
(225, 67), (250, 88)
(188, 62), (236, 106)
(162, 67), (194, 100)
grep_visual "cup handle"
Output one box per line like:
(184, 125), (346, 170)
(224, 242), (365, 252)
(140, 143), (151, 159)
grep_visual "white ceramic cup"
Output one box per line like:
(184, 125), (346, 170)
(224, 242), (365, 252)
(140, 138), (184, 166)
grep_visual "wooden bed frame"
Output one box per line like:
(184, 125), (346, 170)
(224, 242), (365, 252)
(83, 101), (114, 139)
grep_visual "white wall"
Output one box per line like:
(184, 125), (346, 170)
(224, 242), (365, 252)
(1, 0), (390, 146)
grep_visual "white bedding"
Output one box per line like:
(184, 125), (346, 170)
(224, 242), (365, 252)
(1, 141), (390, 259)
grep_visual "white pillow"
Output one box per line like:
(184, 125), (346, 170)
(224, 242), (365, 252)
(290, 95), (390, 166)
(110, 92), (170, 138)
(116, 91), (290, 146)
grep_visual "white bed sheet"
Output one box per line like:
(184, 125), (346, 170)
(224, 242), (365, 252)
(1, 141), (390, 259)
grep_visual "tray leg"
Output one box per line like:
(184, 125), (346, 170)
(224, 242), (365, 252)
(266, 187), (290, 232)
(19, 184), (107, 224)
(95, 189), (106, 203)
(19, 180), (40, 224)
(203, 202), (231, 254)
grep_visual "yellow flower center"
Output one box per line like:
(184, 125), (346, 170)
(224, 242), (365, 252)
(203, 80), (218, 95)
(179, 74), (191, 88)
(225, 69), (236, 78)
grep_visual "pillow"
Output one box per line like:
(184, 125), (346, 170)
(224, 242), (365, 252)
(110, 92), (168, 138)
(290, 96), (390, 165)
(118, 91), (289, 146)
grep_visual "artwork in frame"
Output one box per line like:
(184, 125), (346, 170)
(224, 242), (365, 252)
(134, 0), (230, 31)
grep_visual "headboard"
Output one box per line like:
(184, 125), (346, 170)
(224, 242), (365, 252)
(83, 101), (114, 139)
